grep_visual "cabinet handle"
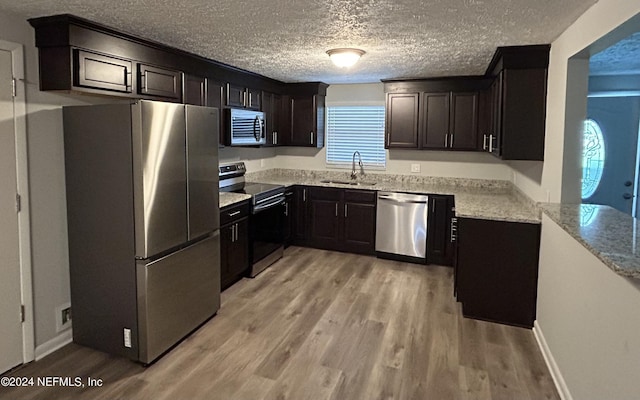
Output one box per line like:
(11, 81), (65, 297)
(344, 204), (348, 218)
(488, 134), (494, 153)
(235, 223), (239, 241)
(243, 91), (247, 107)
(303, 189), (306, 202)
(483, 134), (488, 150)
(444, 133), (448, 148)
(231, 224), (235, 243)
(284, 203), (289, 216)
(310, 131), (314, 145)
(449, 134), (454, 148)
(228, 210), (241, 217)
(335, 203), (338, 217)
(248, 92), (252, 107)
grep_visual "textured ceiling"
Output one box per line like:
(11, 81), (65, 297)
(0, 0), (599, 84)
(590, 32), (640, 76)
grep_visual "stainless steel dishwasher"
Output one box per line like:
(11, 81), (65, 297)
(375, 191), (429, 263)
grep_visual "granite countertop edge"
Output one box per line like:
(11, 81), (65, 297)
(540, 204), (640, 280)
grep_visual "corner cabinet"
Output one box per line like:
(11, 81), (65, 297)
(280, 82), (328, 148)
(481, 45), (550, 160)
(454, 217), (541, 327)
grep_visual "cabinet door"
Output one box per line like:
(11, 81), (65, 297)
(450, 92), (479, 150)
(184, 74), (207, 106)
(386, 93), (419, 148)
(226, 83), (245, 108)
(138, 64), (182, 100)
(74, 49), (133, 93)
(228, 218), (249, 277)
(283, 191), (294, 247)
(206, 80), (225, 146)
(343, 202), (376, 255)
(426, 195), (454, 266)
(290, 95), (316, 146)
(421, 92), (450, 149)
(220, 223), (232, 288)
(308, 187), (342, 249)
(262, 92), (281, 146)
(247, 88), (262, 110)
(456, 218), (540, 327)
(293, 186), (308, 243)
(489, 73), (503, 156)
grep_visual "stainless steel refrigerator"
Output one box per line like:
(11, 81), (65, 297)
(63, 100), (220, 363)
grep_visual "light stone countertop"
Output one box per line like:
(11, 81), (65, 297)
(540, 203), (640, 279)
(219, 192), (251, 209)
(243, 169), (541, 224)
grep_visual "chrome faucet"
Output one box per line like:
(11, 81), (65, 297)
(351, 151), (365, 180)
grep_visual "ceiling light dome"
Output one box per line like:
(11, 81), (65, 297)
(326, 48), (365, 68)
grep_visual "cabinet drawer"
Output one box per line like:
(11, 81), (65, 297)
(138, 64), (182, 100)
(344, 189), (376, 203)
(220, 201), (250, 226)
(309, 187), (341, 201)
(74, 49), (133, 93)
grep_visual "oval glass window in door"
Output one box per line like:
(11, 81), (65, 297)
(582, 119), (606, 199)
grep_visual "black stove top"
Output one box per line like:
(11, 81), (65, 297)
(242, 182), (284, 196)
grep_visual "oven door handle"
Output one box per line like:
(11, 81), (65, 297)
(253, 195), (285, 213)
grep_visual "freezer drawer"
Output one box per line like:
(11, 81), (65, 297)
(136, 232), (220, 363)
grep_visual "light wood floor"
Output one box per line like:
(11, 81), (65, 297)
(1, 246), (559, 400)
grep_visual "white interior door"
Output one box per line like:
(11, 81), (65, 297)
(0, 48), (23, 374)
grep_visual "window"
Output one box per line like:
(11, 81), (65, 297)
(581, 119), (606, 199)
(326, 106), (386, 169)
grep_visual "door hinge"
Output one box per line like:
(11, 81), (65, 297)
(11, 77), (16, 97)
(15, 193), (21, 213)
(20, 305), (25, 322)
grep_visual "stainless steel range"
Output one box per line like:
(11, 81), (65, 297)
(219, 162), (285, 277)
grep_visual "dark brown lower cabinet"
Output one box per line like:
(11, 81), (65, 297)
(426, 195), (455, 266)
(455, 217), (540, 327)
(283, 189), (295, 247)
(220, 202), (250, 290)
(292, 186), (309, 245)
(307, 187), (376, 255)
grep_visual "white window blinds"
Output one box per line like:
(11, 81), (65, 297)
(326, 106), (386, 169)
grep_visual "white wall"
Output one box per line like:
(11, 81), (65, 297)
(511, 0), (640, 202)
(0, 11), (123, 350)
(275, 83), (512, 180)
(536, 214), (640, 399)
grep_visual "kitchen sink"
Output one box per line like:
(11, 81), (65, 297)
(320, 179), (377, 186)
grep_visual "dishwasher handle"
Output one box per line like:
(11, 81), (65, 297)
(378, 193), (429, 204)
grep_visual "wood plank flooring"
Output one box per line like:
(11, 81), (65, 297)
(0, 246), (560, 400)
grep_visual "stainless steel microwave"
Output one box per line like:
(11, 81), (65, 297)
(226, 108), (266, 146)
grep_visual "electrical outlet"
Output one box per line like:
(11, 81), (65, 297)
(411, 163), (421, 173)
(124, 328), (132, 348)
(55, 303), (72, 332)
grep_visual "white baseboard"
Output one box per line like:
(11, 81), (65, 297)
(533, 321), (572, 400)
(34, 329), (72, 361)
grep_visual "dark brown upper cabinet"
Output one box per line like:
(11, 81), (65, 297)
(137, 64), (182, 101)
(281, 82), (328, 148)
(183, 74), (207, 106)
(385, 93), (420, 149)
(226, 83), (261, 110)
(74, 49), (133, 93)
(262, 91), (282, 146)
(384, 78), (486, 151)
(482, 45), (550, 160)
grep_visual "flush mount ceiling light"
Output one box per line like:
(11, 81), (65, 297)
(326, 48), (366, 68)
